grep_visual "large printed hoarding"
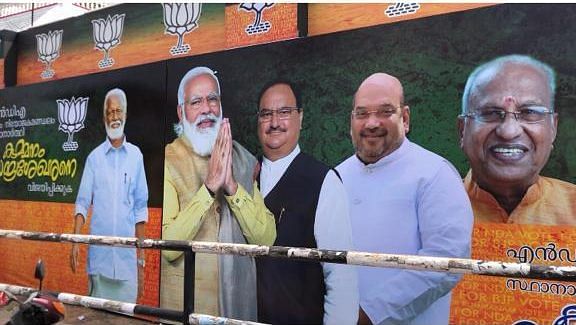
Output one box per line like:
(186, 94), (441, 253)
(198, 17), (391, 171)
(164, 4), (576, 324)
(0, 62), (166, 307)
(1, 3), (576, 324)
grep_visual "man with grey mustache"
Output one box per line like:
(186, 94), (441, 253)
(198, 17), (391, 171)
(458, 55), (576, 224)
(160, 66), (276, 320)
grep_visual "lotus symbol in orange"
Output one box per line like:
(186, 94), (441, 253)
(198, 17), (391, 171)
(239, 3), (274, 35)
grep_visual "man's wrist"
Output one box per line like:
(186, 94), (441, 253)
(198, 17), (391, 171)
(225, 180), (238, 196)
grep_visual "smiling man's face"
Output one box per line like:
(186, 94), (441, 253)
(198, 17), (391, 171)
(257, 83), (302, 161)
(460, 62), (558, 190)
(351, 73), (410, 164)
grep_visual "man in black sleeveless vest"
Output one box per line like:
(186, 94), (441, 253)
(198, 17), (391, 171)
(255, 81), (358, 324)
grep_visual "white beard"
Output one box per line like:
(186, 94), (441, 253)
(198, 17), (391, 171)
(106, 120), (124, 140)
(183, 113), (222, 157)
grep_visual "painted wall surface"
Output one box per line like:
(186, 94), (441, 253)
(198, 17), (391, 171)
(1, 3), (576, 324)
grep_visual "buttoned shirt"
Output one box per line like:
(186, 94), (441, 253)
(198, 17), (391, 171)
(75, 137), (149, 281)
(337, 139), (473, 325)
(464, 171), (576, 225)
(260, 145), (359, 325)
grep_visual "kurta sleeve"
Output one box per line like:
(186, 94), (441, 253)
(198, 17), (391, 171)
(225, 181), (276, 246)
(162, 164), (215, 262)
(75, 153), (95, 219)
(314, 171), (359, 325)
(133, 152), (149, 224)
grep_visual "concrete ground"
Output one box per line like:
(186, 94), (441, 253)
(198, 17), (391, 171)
(0, 300), (157, 324)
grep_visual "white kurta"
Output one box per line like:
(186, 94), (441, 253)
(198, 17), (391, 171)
(336, 139), (473, 325)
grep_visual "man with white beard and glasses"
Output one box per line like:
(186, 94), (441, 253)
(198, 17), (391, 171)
(160, 66), (276, 320)
(70, 88), (149, 303)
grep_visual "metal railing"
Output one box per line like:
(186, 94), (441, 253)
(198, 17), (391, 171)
(1, 229), (576, 324)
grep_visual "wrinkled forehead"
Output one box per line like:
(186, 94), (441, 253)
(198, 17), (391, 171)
(470, 63), (551, 108)
(184, 74), (219, 98)
(106, 95), (124, 112)
(355, 80), (403, 108)
(259, 84), (297, 108)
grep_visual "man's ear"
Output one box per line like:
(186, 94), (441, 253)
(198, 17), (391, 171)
(457, 116), (465, 149)
(402, 105), (410, 134)
(551, 112), (559, 143)
(177, 105), (183, 122)
(299, 110), (304, 130)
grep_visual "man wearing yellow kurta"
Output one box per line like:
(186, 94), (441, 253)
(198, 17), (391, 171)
(160, 66), (276, 321)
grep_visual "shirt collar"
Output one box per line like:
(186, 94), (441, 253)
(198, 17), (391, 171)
(262, 145), (300, 176)
(104, 136), (127, 154)
(354, 137), (409, 169)
(464, 169), (543, 216)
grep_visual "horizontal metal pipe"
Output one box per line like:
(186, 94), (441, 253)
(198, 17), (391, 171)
(1, 229), (575, 281)
(0, 283), (262, 324)
(0, 282), (181, 321)
(189, 313), (266, 325)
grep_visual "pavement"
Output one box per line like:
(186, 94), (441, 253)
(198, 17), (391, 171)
(0, 299), (157, 324)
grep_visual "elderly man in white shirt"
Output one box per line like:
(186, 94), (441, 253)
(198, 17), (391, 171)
(70, 88), (148, 303)
(255, 80), (358, 324)
(337, 73), (473, 325)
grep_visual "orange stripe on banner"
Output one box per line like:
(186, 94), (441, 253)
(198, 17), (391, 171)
(0, 200), (161, 307)
(225, 3), (299, 49)
(16, 20), (225, 86)
(308, 3), (498, 37)
(0, 58), (4, 89)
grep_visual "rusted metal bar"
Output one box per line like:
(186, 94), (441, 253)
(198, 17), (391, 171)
(0, 283), (264, 324)
(189, 313), (266, 325)
(1, 229), (576, 281)
(0, 282), (181, 321)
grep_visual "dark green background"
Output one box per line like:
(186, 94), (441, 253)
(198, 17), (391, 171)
(165, 4), (576, 183)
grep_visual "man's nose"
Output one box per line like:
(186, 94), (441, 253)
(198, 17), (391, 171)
(111, 111), (121, 120)
(269, 111), (280, 128)
(495, 112), (523, 140)
(198, 98), (212, 114)
(364, 113), (382, 129)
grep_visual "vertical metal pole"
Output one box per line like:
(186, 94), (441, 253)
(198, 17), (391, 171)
(31, 3), (34, 28)
(183, 250), (195, 325)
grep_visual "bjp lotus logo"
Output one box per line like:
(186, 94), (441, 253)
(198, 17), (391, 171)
(57, 97), (89, 152)
(239, 3), (274, 35)
(162, 3), (202, 56)
(384, 3), (420, 17)
(92, 14), (126, 69)
(36, 30), (63, 79)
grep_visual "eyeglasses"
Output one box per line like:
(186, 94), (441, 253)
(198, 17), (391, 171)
(461, 105), (554, 124)
(352, 105), (399, 120)
(183, 94), (220, 110)
(257, 107), (301, 121)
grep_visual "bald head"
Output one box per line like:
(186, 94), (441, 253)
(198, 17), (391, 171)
(354, 73), (404, 107)
(350, 72), (410, 164)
